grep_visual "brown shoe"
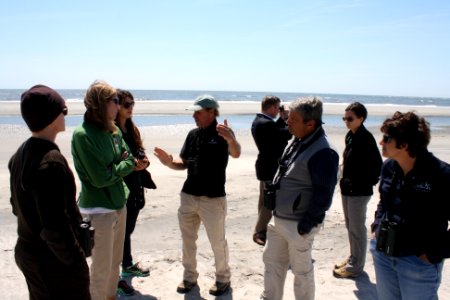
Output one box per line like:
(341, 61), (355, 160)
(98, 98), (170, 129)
(176, 280), (197, 294)
(334, 258), (349, 269)
(209, 281), (231, 296)
(333, 267), (360, 279)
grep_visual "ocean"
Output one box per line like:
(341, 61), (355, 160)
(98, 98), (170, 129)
(1, 89), (450, 106)
(1, 89), (449, 129)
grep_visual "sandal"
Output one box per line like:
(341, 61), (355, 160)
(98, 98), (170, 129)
(253, 231), (267, 246)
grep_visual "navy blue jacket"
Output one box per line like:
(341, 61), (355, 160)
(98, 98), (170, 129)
(372, 152), (450, 263)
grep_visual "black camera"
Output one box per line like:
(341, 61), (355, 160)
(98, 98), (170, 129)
(376, 219), (398, 256)
(79, 218), (95, 257)
(279, 105), (285, 112)
(136, 149), (146, 160)
(264, 183), (278, 210)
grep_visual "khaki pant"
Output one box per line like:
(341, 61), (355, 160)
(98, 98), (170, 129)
(178, 192), (231, 283)
(262, 217), (319, 300)
(341, 195), (371, 274)
(84, 208), (126, 300)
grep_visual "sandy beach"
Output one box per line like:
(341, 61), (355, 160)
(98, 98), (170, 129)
(1, 101), (450, 300)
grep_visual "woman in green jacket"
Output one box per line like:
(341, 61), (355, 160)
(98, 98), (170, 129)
(72, 81), (135, 300)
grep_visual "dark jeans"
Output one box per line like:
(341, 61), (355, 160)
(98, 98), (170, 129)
(122, 193), (142, 269)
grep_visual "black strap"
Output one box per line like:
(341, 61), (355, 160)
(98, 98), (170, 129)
(272, 128), (324, 186)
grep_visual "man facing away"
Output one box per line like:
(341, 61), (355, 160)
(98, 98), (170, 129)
(251, 95), (291, 246)
(261, 96), (339, 300)
(154, 95), (241, 297)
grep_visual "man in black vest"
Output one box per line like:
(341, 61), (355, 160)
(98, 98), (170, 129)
(251, 95), (291, 245)
(261, 97), (339, 300)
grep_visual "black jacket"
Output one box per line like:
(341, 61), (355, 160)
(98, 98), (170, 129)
(119, 124), (156, 209)
(9, 138), (87, 266)
(251, 113), (292, 181)
(372, 152), (450, 263)
(340, 125), (382, 196)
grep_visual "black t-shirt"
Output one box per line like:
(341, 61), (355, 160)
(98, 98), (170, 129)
(180, 119), (229, 197)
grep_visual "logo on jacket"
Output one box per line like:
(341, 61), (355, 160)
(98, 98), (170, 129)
(414, 181), (432, 193)
(208, 138), (218, 145)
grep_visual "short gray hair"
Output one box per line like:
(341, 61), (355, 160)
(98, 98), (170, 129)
(289, 96), (323, 125)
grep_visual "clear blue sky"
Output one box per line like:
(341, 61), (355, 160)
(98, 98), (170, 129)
(1, 0), (449, 97)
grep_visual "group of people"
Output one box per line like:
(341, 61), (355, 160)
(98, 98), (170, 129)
(251, 97), (450, 300)
(9, 82), (154, 300)
(8, 81), (450, 300)
(8, 81), (241, 300)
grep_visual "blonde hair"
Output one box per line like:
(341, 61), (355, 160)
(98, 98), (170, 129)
(84, 80), (117, 132)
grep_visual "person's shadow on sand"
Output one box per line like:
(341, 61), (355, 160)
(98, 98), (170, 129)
(183, 285), (234, 300)
(121, 290), (160, 299)
(352, 271), (377, 300)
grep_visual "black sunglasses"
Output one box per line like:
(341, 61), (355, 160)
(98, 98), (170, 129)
(342, 116), (354, 122)
(122, 101), (135, 109)
(382, 134), (393, 143)
(62, 106), (68, 116)
(109, 97), (119, 105)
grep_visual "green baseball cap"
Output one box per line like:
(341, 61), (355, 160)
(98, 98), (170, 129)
(186, 94), (219, 111)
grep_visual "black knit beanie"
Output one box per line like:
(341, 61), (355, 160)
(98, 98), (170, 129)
(21, 85), (65, 132)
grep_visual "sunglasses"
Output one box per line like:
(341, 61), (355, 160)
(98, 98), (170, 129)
(122, 101), (135, 109)
(108, 97), (119, 105)
(342, 116), (354, 122)
(62, 106), (68, 116)
(382, 134), (393, 143)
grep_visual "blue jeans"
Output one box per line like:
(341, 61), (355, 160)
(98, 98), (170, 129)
(370, 239), (443, 300)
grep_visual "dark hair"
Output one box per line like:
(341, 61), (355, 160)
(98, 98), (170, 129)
(380, 111), (430, 158)
(261, 95), (281, 111)
(345, 102), (368, 122)
(84, 80), (117, 132)
(116, 89), (144, 150)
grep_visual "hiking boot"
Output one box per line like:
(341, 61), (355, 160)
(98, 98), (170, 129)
(121, 262), (150, 277)
(209, 281), (231, 296)
(176, 280), (197, 294)
(333, 267), (360, 279)
(334, 258), (349, 269)
(117, 280), (135, 296)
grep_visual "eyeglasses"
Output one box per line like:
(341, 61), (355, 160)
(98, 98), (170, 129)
(62, 106), (68, 116)
(342, 116), (354, 122)
(108, 97), (119, 105)
(382, 134), (393, 143)
(122, 101), (135, 109)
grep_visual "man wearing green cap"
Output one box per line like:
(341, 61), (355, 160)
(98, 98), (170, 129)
(154, 94), (241, 297)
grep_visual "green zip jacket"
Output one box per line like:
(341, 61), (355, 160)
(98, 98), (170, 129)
(71, 122), (135, 210)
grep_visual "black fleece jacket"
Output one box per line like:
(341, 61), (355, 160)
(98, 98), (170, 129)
(340, 125), (382, 196)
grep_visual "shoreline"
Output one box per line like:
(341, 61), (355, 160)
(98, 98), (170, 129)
(1, 100), (450, 117)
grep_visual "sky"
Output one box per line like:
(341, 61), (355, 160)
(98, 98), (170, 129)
(1, 0), (449, 98)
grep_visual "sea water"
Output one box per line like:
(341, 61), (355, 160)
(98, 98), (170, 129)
(1, 89), (449, 129)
